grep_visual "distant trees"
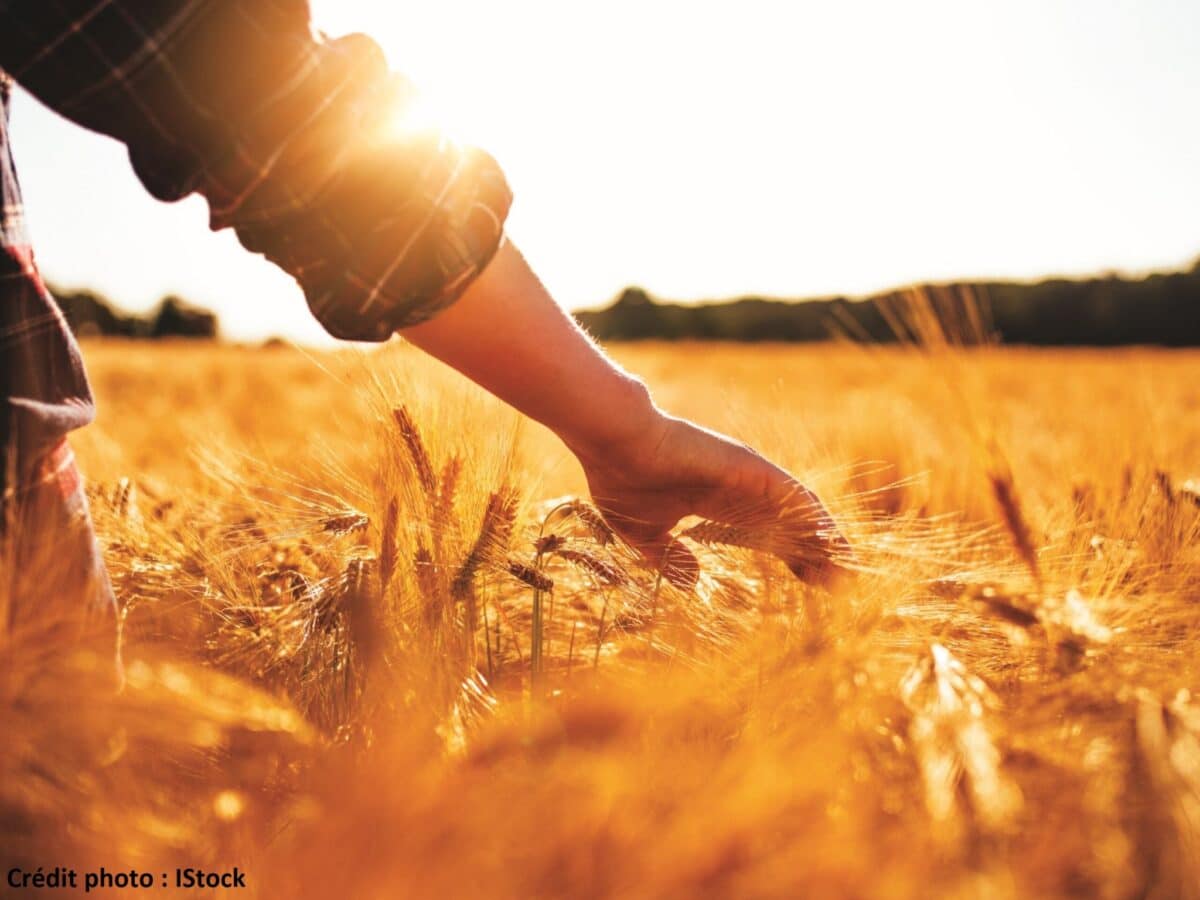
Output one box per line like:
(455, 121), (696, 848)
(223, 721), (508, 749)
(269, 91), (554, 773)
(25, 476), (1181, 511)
(51, 286), (217, 339)
(47, 256), (1200, 346)
(575, 260), (1200, 346)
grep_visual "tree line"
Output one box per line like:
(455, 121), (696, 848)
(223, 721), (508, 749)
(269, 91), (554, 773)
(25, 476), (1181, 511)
(574, 258), (1200, 345)
(50, 285), (217, 339)
(51, 256), (1200, 345)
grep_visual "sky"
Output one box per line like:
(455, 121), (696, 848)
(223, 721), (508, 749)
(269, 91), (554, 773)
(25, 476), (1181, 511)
(8, 0), (1200, 344)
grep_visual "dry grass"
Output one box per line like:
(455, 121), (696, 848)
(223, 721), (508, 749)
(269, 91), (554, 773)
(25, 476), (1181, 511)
(3, 336), (1199, 898)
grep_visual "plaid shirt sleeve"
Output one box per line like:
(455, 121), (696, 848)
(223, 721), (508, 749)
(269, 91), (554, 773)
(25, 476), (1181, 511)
(0, 0), (513, 341)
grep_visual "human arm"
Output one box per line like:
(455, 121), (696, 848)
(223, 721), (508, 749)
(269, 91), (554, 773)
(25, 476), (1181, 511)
(405, 240), (849, 584)
(0, 0), (846, 581)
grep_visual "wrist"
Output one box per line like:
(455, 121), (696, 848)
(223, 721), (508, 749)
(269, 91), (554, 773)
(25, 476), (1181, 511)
(557, 375), (666, 468)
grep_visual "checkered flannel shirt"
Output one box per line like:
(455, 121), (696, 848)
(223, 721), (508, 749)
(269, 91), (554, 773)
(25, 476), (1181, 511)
(0, 0), (513, 341)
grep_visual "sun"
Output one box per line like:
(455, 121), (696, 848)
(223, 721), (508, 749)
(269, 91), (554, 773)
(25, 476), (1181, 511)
(314, 1), (515, 156)
(379, 74), (489, 148)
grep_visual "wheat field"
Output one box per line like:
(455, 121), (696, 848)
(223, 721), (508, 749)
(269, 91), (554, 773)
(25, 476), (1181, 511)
(4, 336), (1199, 899)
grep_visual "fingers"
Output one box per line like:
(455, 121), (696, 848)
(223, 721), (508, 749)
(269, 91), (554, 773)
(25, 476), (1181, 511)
(688, 459), (854, 585)
(768, 480), (854, 584)
(602, 480), (849, 593)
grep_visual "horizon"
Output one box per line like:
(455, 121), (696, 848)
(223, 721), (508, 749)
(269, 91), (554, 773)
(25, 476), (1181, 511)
(52, 251), (1200, 332)
(9, 0), (1200, 344)
(579, 253), (1200, 313)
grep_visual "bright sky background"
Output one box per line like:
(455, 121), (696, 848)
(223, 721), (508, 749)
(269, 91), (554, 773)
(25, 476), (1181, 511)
(8, 0), (1200, 343)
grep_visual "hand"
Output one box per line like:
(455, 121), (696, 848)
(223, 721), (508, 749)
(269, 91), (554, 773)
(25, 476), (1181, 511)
(573, 410), (851, 589)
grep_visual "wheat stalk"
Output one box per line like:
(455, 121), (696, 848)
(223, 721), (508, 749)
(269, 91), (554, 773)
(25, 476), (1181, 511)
(322, 510), (369, 536)
(535, 533), (566, 555)
(393, 406), (437, 502)
(679, 520), (776, 554)
(452, 488), (518, 660)
(555, 549), (628, 587)
(1155, 470), (1177, 506)
(343, 557), (377, 662)
(453, 488), (519, 598)
(435, 455), (462, 530)
(935, 580), (1112, 665)
(413, 544), (442, 631)
(378, 499), (398, 591)
(506, 558), (554, 682)
(542, 499), (616, 545)
(679, 518), (836, 573)
(900, 643), (1021, 845)
(987, 463), (1042, 592)
(505, 561), (554, 593)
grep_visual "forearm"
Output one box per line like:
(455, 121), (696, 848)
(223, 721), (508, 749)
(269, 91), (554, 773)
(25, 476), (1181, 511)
(400, 239), (659, 459)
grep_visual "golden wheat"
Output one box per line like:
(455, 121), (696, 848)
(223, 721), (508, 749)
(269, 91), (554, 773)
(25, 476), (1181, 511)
(2, 339), (1197, 899)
